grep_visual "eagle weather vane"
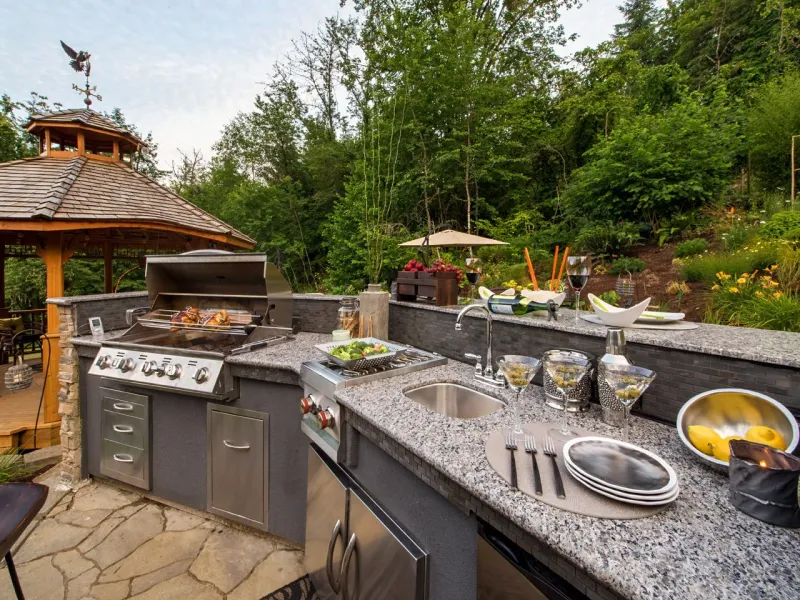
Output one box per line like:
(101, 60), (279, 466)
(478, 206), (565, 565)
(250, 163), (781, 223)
(60, 40), (102, 106)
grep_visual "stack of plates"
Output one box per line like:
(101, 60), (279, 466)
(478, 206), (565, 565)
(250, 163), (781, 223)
(562, 437), (679, 506)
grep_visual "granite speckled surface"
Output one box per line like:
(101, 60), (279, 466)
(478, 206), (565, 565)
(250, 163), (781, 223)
(394, 300), (800, 369)
(70, 331), (800, 599)
(71, 329), (126, 347)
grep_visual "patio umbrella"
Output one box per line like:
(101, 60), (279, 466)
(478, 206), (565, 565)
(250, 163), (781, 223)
(399, 229), (508, 248)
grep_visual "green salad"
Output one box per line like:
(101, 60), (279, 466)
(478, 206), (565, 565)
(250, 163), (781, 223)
(329, 340), (390, 361)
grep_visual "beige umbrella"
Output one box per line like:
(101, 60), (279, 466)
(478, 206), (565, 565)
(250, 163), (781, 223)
(399, 229), (508, 248)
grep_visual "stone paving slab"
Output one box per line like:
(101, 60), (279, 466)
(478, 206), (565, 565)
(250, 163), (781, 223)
(0, 479), (306, 600)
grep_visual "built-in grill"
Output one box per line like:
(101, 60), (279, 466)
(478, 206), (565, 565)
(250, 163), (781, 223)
(88, 251), (293, 400)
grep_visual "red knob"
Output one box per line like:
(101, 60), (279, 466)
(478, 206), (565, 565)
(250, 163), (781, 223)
(300, 397), (314, 415)
(316, 409), (335, 430)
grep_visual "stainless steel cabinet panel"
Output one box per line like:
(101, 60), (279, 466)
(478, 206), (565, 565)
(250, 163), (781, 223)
(207, 405), (269, 529)
(101, 387), (148, 420)
(101, 440), (148, 486)
(102, 410), (145, 449)
(342, 487), (428, 600)
(305, 446), (349, 600)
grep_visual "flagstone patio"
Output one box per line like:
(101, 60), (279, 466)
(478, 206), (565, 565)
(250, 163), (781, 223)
(0, 477), (305, 600)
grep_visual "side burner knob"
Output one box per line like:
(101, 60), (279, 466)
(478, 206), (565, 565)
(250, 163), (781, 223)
(299, 395), (317, 415)
(141, 361), (158, 376)
(118, 358), (135, 373)
(165, 364), (183, 380)
(95, 355), (112, 369)
(193, 367), (210, 384)
(316, 408), (335, 430)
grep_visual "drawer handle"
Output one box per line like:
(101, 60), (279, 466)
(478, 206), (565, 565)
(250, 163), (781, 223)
(340, 533), (359, 600)
(326, 519), (344, 592)
(112, 425), (134, 434)
(113, 454), (134, 463)
(113, 402), (134, 411)
(223, 440), (251, 450)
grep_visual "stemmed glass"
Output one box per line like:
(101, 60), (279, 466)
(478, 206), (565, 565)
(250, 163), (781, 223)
(545, 356), (591, 437)
(498, 355), (541, 437)
(465, 257), (482, 303)
(567, 256), (591, 321)
(602, 364), (656, 443)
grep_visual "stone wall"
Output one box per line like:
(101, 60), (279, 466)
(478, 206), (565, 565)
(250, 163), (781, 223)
(57, 303), (81, 482)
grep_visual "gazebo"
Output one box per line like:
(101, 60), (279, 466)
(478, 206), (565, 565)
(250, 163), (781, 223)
(0, 108), (255, 448)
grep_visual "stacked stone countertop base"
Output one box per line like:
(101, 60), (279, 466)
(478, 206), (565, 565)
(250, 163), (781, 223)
(72, 332), (800, 600)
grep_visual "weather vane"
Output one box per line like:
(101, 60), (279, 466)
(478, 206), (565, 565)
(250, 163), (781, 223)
(60, 40), (102, 106)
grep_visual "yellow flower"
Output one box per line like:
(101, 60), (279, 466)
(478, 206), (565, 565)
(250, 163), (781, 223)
(769, 280), (779, 288)
(736, 277), (747, 285)
(755, 290), (764, 297)
(774, 291), (783, 299)
(716, 271), (731, 280)
(711, 284), (720, 291)
(729, 287), (739, 293)
(770, 265), (778, 271)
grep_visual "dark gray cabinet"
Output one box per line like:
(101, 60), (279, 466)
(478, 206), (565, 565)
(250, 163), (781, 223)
(100, 387), (151, 490)
(207, 404), (269, 530)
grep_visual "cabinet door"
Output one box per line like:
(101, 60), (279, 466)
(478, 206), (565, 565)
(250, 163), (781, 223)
(342, 487), (428, 600)
(208, 405), (268, 528)
(306, 445), (349, 600)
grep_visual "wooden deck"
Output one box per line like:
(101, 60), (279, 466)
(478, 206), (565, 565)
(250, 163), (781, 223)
(0, 361), (61, 450)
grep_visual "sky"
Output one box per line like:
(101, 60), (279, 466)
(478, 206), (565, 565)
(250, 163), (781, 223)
(1, 0), (628, 170)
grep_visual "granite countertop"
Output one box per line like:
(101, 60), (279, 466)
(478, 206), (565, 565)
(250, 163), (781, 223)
(393, 300), (800, 369)
(69, 331), (800, 599)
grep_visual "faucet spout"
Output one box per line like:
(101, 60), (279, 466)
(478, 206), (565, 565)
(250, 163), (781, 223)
(455, 304), (494, 378)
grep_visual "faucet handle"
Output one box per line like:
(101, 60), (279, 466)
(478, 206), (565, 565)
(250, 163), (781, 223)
(464, 353), (483, 376)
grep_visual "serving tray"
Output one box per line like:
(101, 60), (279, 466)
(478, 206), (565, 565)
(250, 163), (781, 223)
(315, 337), (407, 370)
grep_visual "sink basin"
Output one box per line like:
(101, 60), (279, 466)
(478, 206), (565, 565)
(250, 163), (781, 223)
(404, 383), (505, 419)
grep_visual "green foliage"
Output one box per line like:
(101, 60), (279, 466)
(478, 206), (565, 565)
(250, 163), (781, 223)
(0, 448), (31, 485)
(573, 222), (641, 256)
(681, 249), (779, 282)
(706, 270), (800, 332)
(760, 211), (800, 240)
(674, 238), (708, 258)
(610, 256), (647, 275)
(563, 92), (740, 230)
(719, 222), (756, 252)
(599, 289), (621, 306)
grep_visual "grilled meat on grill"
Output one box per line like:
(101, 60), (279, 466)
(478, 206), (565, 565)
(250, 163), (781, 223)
(207, 310), (231, 327)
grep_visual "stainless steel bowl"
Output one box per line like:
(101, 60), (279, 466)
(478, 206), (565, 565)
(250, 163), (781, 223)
(677, 389), (799, 470)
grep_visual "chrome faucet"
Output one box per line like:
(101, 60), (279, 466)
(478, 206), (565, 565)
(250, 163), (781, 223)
(455, 305), (506, 388)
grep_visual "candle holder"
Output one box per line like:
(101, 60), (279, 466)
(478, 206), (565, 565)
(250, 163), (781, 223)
(728, 440), (800, 528)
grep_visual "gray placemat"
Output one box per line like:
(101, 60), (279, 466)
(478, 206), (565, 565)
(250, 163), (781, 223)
(485, 423), (672, 519)
(581, 314), (699, 330)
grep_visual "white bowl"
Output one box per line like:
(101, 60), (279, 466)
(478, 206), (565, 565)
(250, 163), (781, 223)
(588, 294), (651, 327)
(520, 289), (567, 307)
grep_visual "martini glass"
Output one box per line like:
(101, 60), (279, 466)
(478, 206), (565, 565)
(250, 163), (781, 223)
(602, 364), (656, 442)
(498, 355), (541, 437)
(567, 256), (591, 321)
(545, 356), (591, 437)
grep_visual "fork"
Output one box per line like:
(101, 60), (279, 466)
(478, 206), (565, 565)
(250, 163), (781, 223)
(544, 436), (566, 499)
(504, 431), (518, 491)
(524, 435), (543, 496)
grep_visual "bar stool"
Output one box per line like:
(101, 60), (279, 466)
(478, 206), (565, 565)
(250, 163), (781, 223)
(0, 483), (49, 600)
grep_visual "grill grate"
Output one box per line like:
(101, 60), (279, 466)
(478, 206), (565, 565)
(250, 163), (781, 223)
(137, 308), (257, 335)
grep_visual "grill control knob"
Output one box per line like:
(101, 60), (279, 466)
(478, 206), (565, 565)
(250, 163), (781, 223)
(316, 408), (335, 430)
(299, 395), (317, 415)
(95, 355), (112, 369)
(193, 367), (210, 384)
(118, 358), (135, 373)
(165, 364), (183, 380)
(141, 361), (159, 376)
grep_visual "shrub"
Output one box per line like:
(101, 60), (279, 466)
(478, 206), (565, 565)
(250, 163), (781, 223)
(674, 238), (708, 258)
(720, 222), (756, 252)
(573, 222), (641, 256)
(681, 248), (778, 282)
(0, 448), (31, 485)
(761, 211), (800, 240)
(610, 257), (646, 275)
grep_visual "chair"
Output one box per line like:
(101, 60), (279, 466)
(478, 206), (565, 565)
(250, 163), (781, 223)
(0, 483), (49, 600)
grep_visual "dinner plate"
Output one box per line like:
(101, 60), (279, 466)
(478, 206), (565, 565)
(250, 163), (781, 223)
(564, 462), (679, 501)
(563, 437), (678, 495)
(636, 311), (685, 324)
(566, 463), (679, 506)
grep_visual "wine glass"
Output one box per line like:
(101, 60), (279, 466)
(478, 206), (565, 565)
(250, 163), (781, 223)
(465, 257), (482, 303)
(601, 364), (656, 443)
(498, 355), (541, 437)
(567, 256), (591, 321)
(545, 356), (591, 437)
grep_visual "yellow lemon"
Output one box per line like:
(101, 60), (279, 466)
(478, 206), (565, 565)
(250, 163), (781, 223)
(712, 435), (744, 462)
(688, 425), (722, 456)
(745, 426), (787, 451)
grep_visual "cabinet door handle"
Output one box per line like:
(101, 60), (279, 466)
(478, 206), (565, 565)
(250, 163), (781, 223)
(113, 402), (134, 411)
(223, 440), (251, 450)
(326, 519), (344, 592)
(339, 533), (359, 600)
(112, 425), (134, 434)
(113, 454), (134, 463)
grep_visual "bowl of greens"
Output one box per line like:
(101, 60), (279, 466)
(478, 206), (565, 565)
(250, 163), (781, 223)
(315, 337), (406, 370)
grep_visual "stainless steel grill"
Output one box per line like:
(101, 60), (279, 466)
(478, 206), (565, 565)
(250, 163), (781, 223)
(89, 251), (294, 400)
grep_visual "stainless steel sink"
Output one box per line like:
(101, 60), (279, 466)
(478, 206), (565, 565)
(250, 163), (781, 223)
(404, 383), (505, 419)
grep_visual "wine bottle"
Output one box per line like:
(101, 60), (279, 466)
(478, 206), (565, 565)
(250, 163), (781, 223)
(486, 295), (549, 315)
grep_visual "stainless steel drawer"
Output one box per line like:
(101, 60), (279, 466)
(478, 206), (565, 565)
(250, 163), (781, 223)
(101, 388), (147, 420)
(207, 405), (269, 529)
(101, 439), (148, 488)
(102, 410), (145, 450)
